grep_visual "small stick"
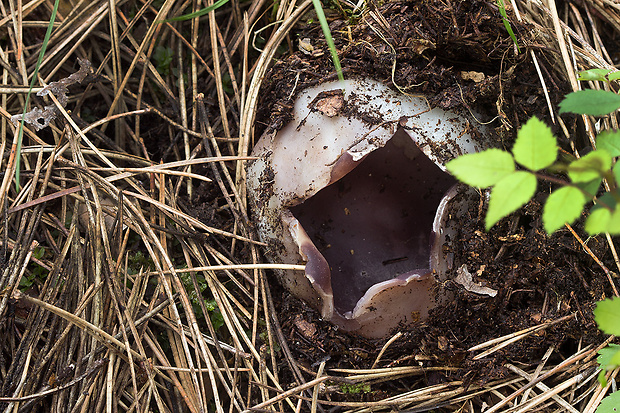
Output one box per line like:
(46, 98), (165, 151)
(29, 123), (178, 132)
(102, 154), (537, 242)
(372, 332), (402, 369)
(566, 223), (619, 296)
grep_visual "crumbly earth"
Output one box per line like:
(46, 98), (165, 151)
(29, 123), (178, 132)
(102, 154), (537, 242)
(253, 0), (610, 396)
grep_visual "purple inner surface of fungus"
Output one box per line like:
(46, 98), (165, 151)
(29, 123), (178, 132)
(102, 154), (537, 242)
(291, 130), (457, 314)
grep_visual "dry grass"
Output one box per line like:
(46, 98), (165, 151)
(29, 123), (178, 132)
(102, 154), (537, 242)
(0, 0), (619, 411)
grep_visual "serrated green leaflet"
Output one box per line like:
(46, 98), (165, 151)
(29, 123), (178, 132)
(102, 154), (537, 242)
(608, 212), (620, 235)
(542, 186), (585, 234)
(445, 149), (515, 188)
(577, 68), (610, 82)
(597, 130), (620, 157)
(609, 71), (620, 81)
(585, 193), (618, 234)
(568, 150), (612, 183)
(610, 348), (620, 368)
(512, 117), (558, 171)
(485, 171), (536, 230)
(595, 297), (620, 336)
(559, 89), (620, 116)
(596, 391), (620, 413)
(585, 207), (620, 235)
(598, 344), (620, 369)
(597, 343), (620, 413)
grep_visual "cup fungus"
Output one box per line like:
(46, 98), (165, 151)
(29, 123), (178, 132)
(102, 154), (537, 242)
(247, 78), (488, 338)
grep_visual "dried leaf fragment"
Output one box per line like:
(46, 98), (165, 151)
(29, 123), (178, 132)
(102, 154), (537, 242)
(299, 38), (324, 57)
(11, 106), (57, 131)
(308, 89), (344, 117)
(460, 71), (485, 83)
(454, 264), (497, 297)
(11, 58), (92, 130)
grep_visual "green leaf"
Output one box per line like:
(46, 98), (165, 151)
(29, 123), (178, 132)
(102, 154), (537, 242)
(585, 193), (617, 234)
(512, 117), (558, 171)
(607, 208), (620, 235)
(597, 130), (620, 157)
(542, 186), (586, 233)
(19, 275), (34, 289)
(568, 150), (612, 183)
(610, 349), (620, 368)
(559, 89), (620, 116)
(594, 297), (620, 335)
(608, 71), (620, 82)
(154, 46), (173, 75)
(446, 149), (515, 188)
(577, 178), (602, 198)
(578, 68), (611, 82)
(486, 171), (537, 230)
(585, 193), (620, 235)
(33, 246), (45, 260)
(596, 192), (617, 210)
(598, 344), (620, 370)
(613, 163), (620, 186)
(596, 391), (620, 413)
(598, 369), (608, 388)
(205, 299), (225, 330)
(596, 344), (620, 389)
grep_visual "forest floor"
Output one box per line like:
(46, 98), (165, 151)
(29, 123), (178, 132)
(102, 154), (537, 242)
(0, 0), (619, 411)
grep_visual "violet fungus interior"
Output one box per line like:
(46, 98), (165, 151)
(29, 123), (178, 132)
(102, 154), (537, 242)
(291, 131), (457, 315)
(246, 78), (488, 338)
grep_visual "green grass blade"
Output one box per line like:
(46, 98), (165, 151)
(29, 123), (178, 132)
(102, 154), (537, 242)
(164, 0), (229, 22)
(311, 0), (344, 81)
(16, 0), (60, 190)
(497, 0), (520, 53)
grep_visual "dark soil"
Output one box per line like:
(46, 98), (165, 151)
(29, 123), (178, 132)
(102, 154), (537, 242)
(254, 0), (609, 399)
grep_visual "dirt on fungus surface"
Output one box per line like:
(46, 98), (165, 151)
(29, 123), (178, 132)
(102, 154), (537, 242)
(254, 0), (609, 390)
